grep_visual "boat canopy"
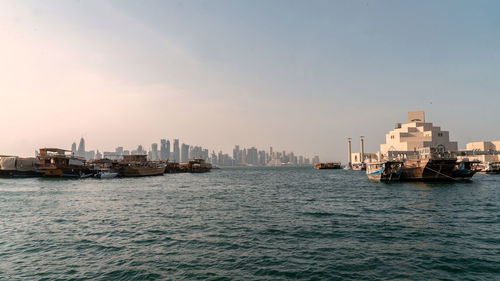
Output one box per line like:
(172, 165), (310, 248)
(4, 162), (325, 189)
(40, 148), (70, 155)
(16, 158), (37, 171)
(0, 157), (17, 170)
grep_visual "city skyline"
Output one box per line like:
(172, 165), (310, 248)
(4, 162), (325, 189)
(1, 1), (499, 161)
(67, 137), (317, 166)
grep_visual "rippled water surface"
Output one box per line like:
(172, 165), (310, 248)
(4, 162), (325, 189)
(0, 167), (499, 280)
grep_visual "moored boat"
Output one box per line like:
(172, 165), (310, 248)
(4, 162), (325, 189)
(0, 156), (44, 178)
(314, 162), (342, 170)
(366, 149), (477, 182)
(352, 163), (366, 171)
(366, 161), (403, 181)
(189, 158), (212, 173)
(94, 169), (119, 179)
(477, 162), (500, 174)
(118, 155), (165, 177)
(37, 148), (92, 178)
(451, 160), (480, 180)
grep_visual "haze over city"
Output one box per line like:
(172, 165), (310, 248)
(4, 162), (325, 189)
(1, 0), (499, 160)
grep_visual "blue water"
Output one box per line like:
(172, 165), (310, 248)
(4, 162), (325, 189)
(0, 167), (498, 280)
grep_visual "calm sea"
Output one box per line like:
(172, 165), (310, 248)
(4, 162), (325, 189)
(0, 167), (498, 280)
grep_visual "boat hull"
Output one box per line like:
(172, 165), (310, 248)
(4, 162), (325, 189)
(42, 167), (92, 178)
(400, 159), (457, 181)
(314, 163), (342, 170)
(120, 166), (165, 177)
(367, 162), (402, 182)
(0, 170), (44, 178)
(95, 172), (118, 179)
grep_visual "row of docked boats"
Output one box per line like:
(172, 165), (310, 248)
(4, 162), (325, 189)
(0, 148), (212, 179)
(314, 162), (342, 170)
(366, 148), (479, 182)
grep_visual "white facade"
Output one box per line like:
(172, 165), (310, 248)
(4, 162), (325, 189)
(379, 111), (458, 159)
(351, 152), (377, 164)
(461, 141), (500, 163)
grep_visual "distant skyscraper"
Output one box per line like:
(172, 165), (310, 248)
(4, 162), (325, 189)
(160, 139), (168, 160)
(233, 145), (241, 165)
(312, 156), (320, 165)
(77, 138), (85, 158)
(96, 150), (102, 160)
(258, 150), (267, 165)
(211, 151), (217, 165)
(151, 143), (159, 161)
(173, 139), (180, 162)
(71, 142), (77, 154)
(87, 150), (95, 161)
(247, 147), (258, 165)
(115, 146), (124, 156)
(181, 143), (189, 162)
(166, 140), (171, 159)
(136, 145), (145, 155)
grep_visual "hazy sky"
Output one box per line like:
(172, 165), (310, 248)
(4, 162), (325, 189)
(1, 0), (499, 160)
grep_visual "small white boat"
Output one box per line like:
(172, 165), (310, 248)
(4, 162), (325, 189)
(95, 170), (118, 179)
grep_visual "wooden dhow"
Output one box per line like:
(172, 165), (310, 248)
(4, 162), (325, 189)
(37, 148), (92, 178)
(0, 156), (43, 178)
(314, 162), (342, 170)
(367, 148), (477, 182)
(118, 155), (165, 177)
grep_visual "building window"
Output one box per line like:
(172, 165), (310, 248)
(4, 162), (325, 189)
(438, 133), (443, 137)
(390, 135), (394, 139)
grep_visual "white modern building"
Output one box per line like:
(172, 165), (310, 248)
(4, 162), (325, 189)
(461, 141), (500, 163)
(379, 111), (458, 160)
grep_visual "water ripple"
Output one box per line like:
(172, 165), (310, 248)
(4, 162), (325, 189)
(0, 167), (498, 280)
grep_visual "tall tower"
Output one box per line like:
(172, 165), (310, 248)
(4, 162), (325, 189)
(347, 138), (352, 168)
(71, 142), (77, 154)
(151, 143), (159, 161)
(360, 136), (365, 163)
(181, 143), (190, 162)
(160, 139), (167, 160)
(77, 138), (85, 158)
(166, 140), (171, 160)
(173, 139), (180, 162)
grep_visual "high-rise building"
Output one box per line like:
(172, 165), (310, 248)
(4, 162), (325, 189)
(166, 140), (171, 159)
(242, 148), (247, 164)
(211, 151), (217, 165)
(96, 150), (102, 160)
(173, 139), (180, 162)
(160, 139), (169, 160)
(115, 146), (124, 157)
(71, 142), (77, 154)
(181, 143), (190, 162)
(233, 145), (240, 165)
(135, 145), (145, 155)
(247, 147), (258, 165)
(312, 156), (320, 165)
(202, 149), (209, 161)
(258, 150), (267, 165)
(77, 138), (85, 158)
(151, 143), (159, 161)
(87, 151), (95, 161)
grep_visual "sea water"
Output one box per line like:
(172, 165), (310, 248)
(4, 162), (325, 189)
(0, 167), (498, 280)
